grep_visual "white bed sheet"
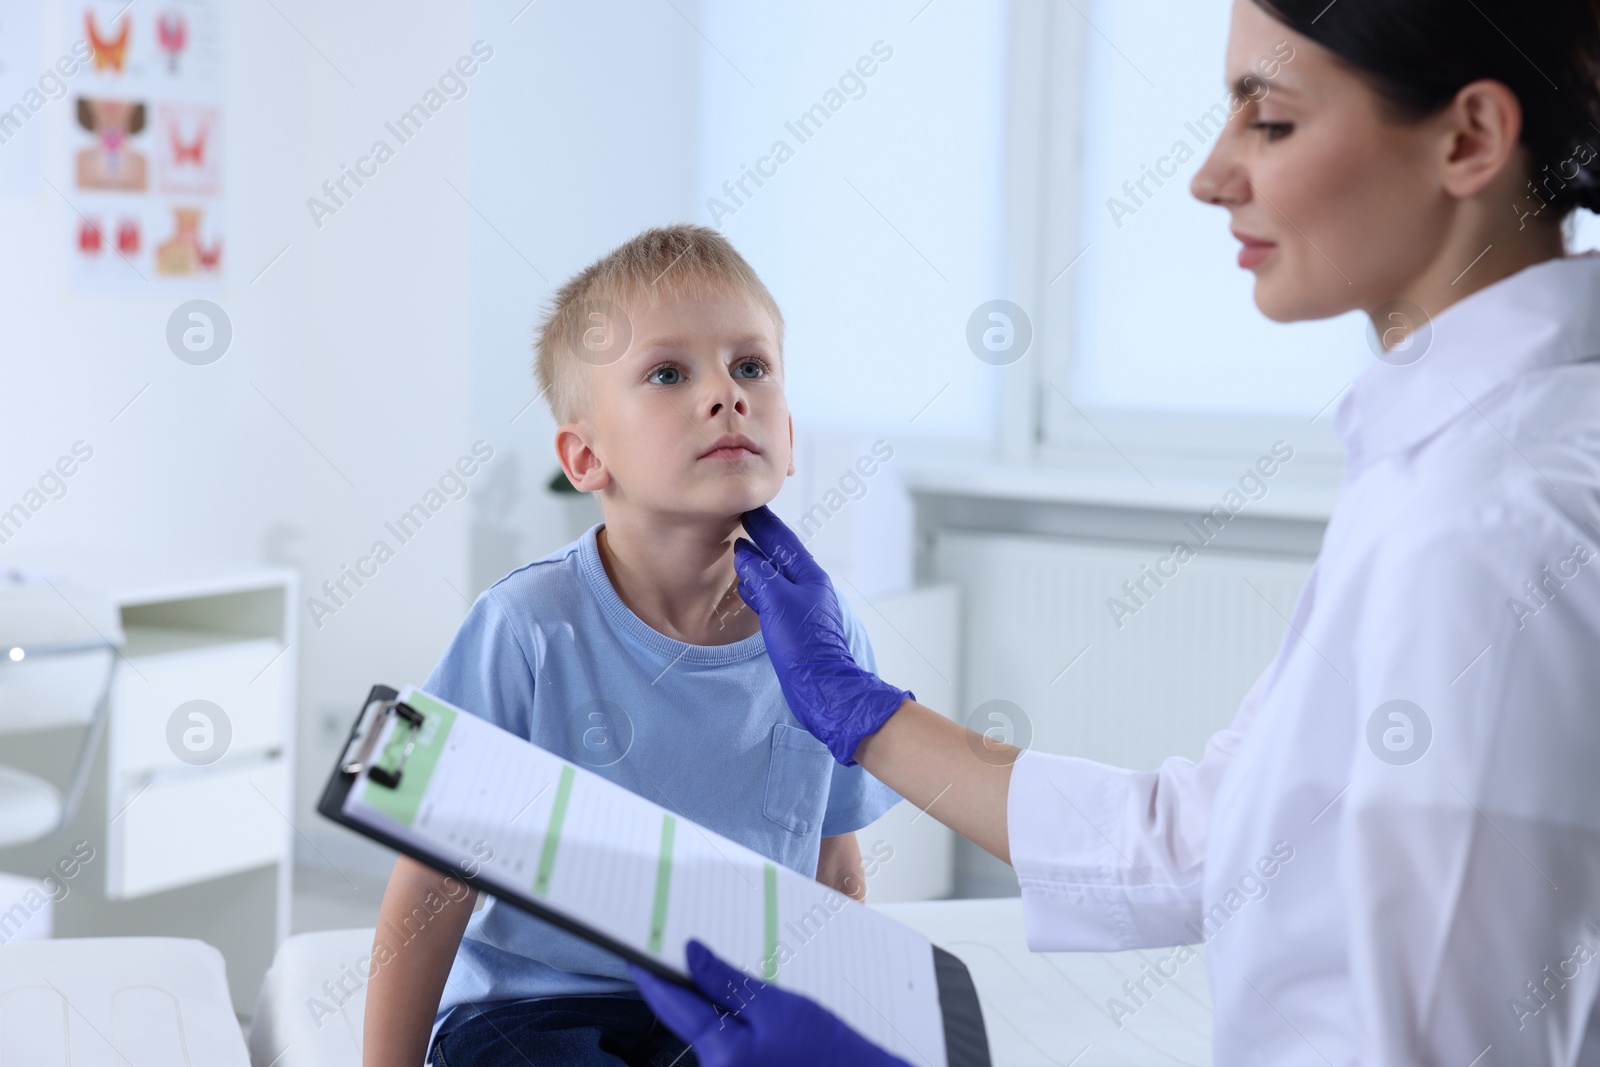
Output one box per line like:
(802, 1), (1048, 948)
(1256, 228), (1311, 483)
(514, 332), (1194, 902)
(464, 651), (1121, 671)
(0, 936), (251, 1066)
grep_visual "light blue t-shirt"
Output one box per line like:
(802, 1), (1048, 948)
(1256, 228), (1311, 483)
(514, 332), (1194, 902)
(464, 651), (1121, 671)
(424, 524), (900, 1049)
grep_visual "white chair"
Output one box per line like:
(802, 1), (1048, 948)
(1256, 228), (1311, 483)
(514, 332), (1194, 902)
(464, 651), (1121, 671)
(0, 577), (122, 850)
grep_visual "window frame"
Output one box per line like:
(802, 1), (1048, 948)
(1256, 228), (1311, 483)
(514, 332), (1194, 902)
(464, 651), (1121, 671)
(999, 0), (1349, 478)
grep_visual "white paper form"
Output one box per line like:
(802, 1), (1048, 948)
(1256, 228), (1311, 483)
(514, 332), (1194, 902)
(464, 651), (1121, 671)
(342, 686), (948, 1067)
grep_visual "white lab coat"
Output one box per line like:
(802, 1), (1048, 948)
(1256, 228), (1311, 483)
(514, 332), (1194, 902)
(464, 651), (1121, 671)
(1007, 253), (1600, 1066)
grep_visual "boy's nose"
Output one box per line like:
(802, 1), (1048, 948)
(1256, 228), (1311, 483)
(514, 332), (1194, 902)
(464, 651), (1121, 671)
(707, 392), (749, 418)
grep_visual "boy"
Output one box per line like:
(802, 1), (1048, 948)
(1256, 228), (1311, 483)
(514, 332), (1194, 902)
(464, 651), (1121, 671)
(362, 225), (901, 1067)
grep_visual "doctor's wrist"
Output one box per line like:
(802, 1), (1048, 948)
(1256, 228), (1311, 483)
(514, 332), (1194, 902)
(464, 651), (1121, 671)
(848, 694), (914, 766)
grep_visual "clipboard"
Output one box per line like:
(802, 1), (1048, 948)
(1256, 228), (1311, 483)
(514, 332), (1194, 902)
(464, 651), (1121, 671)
(319, 684), (990, 1067)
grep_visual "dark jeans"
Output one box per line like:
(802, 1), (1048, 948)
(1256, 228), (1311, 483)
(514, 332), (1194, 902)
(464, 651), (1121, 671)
(431, 995), (699, 1067)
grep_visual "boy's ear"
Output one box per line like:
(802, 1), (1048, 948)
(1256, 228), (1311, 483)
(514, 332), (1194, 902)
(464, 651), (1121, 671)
(785, 415), (795, 477)
(555, 423), (609, 492)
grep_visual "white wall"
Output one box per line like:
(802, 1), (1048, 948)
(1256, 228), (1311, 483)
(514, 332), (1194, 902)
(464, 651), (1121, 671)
(289, 0), (711, 873)
(464, 0), (703, 596)
(0, 0), (481, 876)
(4, 0), (999, 880)
(278, 3), (480, 871)
(694, 0), (1009, 441)
(0, 0), (312, 569)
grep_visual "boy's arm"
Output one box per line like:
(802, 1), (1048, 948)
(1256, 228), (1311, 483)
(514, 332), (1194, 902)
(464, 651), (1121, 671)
(363, 855), (478, 1067)
(817, 832), (867, 902)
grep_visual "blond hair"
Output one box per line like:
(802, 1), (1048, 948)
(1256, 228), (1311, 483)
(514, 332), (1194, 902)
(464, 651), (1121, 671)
(533, 224), (785, 423)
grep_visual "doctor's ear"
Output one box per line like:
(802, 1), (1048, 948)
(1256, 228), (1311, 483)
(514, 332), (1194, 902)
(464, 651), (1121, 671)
(555, 424), (609, 493)
(1437, 78), (1524, 202)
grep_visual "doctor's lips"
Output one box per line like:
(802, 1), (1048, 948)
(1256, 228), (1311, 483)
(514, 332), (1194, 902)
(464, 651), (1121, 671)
(699, 434), (761, 461)
(1232, 228), (1277, 269)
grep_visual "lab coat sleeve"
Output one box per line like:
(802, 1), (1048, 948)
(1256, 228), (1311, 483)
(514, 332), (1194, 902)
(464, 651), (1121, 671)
(1007, 669), (1269, 952)
(1342, 519), (1600, 1066)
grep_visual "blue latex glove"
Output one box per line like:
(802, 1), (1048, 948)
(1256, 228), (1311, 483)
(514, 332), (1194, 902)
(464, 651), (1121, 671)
(629, 939), (913, 1067)
(732, 506), (912, 765)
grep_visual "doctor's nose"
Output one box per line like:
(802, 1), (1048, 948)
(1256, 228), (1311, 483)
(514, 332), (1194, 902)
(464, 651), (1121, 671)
(1191, 137), (1249, 207)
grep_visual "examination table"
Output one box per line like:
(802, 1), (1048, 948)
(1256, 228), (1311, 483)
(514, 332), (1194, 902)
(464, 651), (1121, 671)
(248, 898), (1212, 1066)
(0, 898), (1211, 1064)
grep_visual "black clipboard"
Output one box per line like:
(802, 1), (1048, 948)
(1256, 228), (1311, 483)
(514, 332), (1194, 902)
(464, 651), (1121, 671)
(319, 684), (990, 1067)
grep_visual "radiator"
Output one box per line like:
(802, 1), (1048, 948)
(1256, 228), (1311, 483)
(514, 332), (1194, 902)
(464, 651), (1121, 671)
(843, 584), (960, 903)
(932, 531), (1315, 896)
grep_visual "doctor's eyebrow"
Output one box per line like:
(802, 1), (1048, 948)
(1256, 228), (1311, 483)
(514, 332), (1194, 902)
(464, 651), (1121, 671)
(1228, 72), (1297, 99)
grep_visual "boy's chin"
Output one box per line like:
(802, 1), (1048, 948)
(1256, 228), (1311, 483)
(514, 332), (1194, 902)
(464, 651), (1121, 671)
(608, 488), (776, 526)
(679, 486), (779, 524)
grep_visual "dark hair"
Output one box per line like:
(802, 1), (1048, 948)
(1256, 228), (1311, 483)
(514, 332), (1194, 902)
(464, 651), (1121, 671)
(1253, 0), (1600, 216)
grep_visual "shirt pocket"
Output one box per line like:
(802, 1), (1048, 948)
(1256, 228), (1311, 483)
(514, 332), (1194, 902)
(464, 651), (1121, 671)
(762, 723), (833, 836)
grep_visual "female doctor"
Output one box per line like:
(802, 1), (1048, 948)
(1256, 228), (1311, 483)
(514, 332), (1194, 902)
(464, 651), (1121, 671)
(632, 0), (1600, 1063)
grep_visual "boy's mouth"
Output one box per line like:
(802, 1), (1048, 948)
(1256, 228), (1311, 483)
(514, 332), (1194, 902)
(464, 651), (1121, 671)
(699, 434), (760, 461)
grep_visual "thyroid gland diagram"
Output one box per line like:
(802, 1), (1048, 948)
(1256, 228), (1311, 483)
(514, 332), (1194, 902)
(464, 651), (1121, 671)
(157, 12), (187, 73)
(155, 206), (221, 275)
(86, 10), (131, 73)
(76, 97), (148, 192)
(75, 218), (141, 259)
(157, 103), (220, 195)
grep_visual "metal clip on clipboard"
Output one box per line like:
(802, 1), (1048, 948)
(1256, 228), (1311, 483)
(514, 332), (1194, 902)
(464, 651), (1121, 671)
(339, 696), (425, 789)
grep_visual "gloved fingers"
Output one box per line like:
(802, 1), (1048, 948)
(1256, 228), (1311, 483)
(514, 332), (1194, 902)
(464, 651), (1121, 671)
(739, 507), (829, 587)
(629, 963), (731, 1046)
(685, 939), (768, 1013)
(732, 539), (777, 615)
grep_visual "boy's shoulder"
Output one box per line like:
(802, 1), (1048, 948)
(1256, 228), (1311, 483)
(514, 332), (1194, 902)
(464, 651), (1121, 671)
(479, 528), (594, 612)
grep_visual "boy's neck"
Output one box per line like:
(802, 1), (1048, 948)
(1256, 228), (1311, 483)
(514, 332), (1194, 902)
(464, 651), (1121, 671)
(594, 510), (760, 646)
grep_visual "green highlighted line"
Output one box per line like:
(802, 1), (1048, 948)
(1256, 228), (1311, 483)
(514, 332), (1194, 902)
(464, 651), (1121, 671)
(533, 766), (575, 895)
(762, 863), (778, 981)
(649, 814), (676, 954)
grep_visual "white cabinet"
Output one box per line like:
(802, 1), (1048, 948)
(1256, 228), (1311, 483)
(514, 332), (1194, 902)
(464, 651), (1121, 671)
(111, 631), (285, 780)
(0, 547), (297, 1015)
(112, 757), (288, 898)
(107, 629), (291, 900)
(106, 576), (297, 934)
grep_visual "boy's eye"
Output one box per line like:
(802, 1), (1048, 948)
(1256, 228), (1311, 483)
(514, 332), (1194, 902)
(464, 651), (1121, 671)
(647, 364), (684, 385)
(1249, 121), (1293, 142)
(733, 358), (767, 380)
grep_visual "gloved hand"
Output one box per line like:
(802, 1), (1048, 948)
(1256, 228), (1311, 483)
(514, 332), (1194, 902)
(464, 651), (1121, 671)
(629, 939), (913, 1067)
(732, 505), (912, 765)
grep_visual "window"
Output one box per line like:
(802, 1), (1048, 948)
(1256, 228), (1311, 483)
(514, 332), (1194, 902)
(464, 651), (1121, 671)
(695, 2), (1008, 440)
(1037, 0), (1600, 472)
(695, 1), (1600, 469)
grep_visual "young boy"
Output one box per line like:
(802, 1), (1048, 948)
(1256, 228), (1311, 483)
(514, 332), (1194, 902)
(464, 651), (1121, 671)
(362, 225), (901, 1067)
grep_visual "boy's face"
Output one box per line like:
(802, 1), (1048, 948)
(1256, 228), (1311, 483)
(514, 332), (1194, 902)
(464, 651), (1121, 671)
(559, 287), (793, 523)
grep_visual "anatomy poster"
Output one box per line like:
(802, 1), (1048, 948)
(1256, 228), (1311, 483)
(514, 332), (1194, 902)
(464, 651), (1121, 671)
(69, 0), (225, 290)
